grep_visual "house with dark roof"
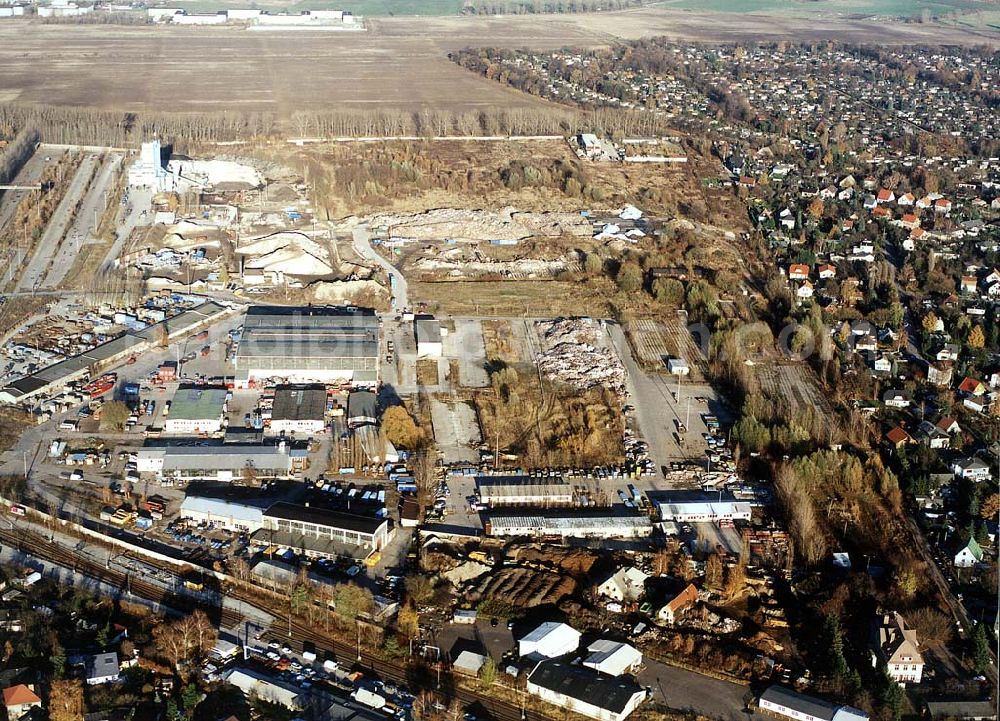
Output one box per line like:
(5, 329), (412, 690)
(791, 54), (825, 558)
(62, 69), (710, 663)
(925, 700), (996, 721)
(526, 660), (647, 721)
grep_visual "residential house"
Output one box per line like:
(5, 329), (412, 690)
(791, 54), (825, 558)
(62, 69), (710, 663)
(936, 416), (961, 435)
(884, 427), (913, 451)
(927, 363), (953, 387)
(959, 377), (987, 396)
(899, 214), (920, 230)
(870, 612), (924, 685)
(818, 264), (836, 280)
(596, 567), (649, 603)
(656, 583), (698, 626)
(84, 652), (120, 685)
(934, 198), (953, 214)
(2, 684), (41, 720)
(897, 192), (915, 206)
(936, 344), (960, 361)
(871, 355), (892, 375)
(876, 189), (895, 204)
(788, 264), (810, 281)
(853, 334), (878, 354)
(916, 421), (949, 449)
(954, 537), (984, 568)
(951, 457), (991, 482)
(882, 390), (911, 409)
(797, 281), (815, 300)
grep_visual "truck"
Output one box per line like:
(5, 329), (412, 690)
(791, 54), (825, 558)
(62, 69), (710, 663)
(351, 688), (386, 710)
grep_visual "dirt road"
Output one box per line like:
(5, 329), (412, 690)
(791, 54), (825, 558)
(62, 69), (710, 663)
(352, 224), (408, 310)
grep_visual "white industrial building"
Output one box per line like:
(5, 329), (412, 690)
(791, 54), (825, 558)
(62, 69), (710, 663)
(235, 305), (379, 387)
(179, 495), (267, 532)
(654, 492), (752, 523)
(224, 668), (300, 710)
(38, 0), (92, 17)
(252, 503), (391, 561)
(269, 386), (327, 436)
(518, 622), (581, 659)
(138, 444), (293, 483)
(758, 686), (868, 721)
(476, 476), (574, 507)
(163, 387), (227, 435)
(667, 358), (690, 375)
(0, 5), (27, 16)
(484, 509), (652, 540)
(128, 139), (175, 192)
(415, 318), (443, 358)
(526, 660), (647, 721)
(582, 640), (643, 677)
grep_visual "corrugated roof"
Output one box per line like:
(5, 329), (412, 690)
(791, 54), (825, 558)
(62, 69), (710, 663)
(180, 495), (267, 523)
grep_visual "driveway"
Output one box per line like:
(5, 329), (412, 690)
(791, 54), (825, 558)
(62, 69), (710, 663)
(352, 224), (408, 310)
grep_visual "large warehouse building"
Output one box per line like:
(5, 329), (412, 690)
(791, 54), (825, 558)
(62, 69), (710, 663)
(476, 476), (575, 507)
(251, 502), (391, 560)
(164, 387), (228, 434)
(269, 385), (327, 436)
(483, 508), (652, 539)
(137, 444), (293, 483)
(234, 305), (379, 388)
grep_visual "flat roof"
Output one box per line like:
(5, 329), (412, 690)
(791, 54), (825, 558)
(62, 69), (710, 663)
(271, 386), (327, 422)
(169, 387), (227, 421)
(486, 509), (652, 532)
(250, 528), (371, 560)
(348, 391), (376, 419)
(163, 445), (291, 472)
(415, 318), (441, 344)
(180, 495), (269, 522)
(237, 305), (379, 365)
(476, 476), (572, 498)
(264, 502), (388, 535)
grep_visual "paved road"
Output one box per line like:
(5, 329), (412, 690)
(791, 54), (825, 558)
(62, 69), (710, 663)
(16, 154), (101, 292)
(43, 153), (121, 288)
(100, 185), (151, 272)
(352, 224), (408, 310)
(0, 150), (66, 287)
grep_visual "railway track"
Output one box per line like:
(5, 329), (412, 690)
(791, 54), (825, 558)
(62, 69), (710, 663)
(1, 525), (542, 721)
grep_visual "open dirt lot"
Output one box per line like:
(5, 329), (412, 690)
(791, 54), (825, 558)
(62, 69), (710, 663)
(0, 12), (992, 115)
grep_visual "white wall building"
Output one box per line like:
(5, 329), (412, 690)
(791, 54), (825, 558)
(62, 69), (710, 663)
(127, 139), (174, 192)
(596, 567), (649, 603)
(527, 660), (647, 721)
(870, 612), (924, 685)
(758, 686), (868, 721)
(179, 495), (266, 533)
(415, 318), (443, 358)
(582, 640), (643, 677)
(518, 622), (581, 659)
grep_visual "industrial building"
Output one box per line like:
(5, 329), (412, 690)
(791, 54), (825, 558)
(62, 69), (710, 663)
(138, 444), (293, 483)
(652, 491), (752, 523)
(526, 660), (647, 721)
(757, 686), (868, 721)
(582, 640), (643, 677)
(476, 476), (575, 507)
(179, 495), (268, 532)
(483, 508), (652, 539)
(253, 502), (390, 560)
(234, 305), (379, 388)
(0, 301), (231, 407)
(164, 387), (228, 434)
(519, 622), (581, 659)
(347, 390), (377, 428)
(269, 385), (327, 436)
(415, 317), (443, 358)
(128, 139), (174, 192)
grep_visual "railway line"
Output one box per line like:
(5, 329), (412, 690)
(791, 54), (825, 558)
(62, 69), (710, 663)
(0, 522), (546, 721)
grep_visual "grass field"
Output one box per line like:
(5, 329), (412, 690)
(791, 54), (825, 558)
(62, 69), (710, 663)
(159, 0), (465, 14)
(655, 0), (981, 18)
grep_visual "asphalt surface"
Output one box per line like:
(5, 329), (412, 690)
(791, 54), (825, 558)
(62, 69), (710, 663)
(0, 150), (66, 287)
(17, 153), (101, 292)
(42, 153), (121, 288)
(352, 224), (408, 310)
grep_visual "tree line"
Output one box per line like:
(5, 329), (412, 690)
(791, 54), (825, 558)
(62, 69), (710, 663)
(0, 126), (39, 185)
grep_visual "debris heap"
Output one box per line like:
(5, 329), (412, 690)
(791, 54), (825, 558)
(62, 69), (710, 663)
(535, 318), (626, 394)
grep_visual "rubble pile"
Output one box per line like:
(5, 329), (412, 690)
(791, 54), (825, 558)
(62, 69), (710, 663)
(366, 207), (591, 243)
(535, 318), (626, 394)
